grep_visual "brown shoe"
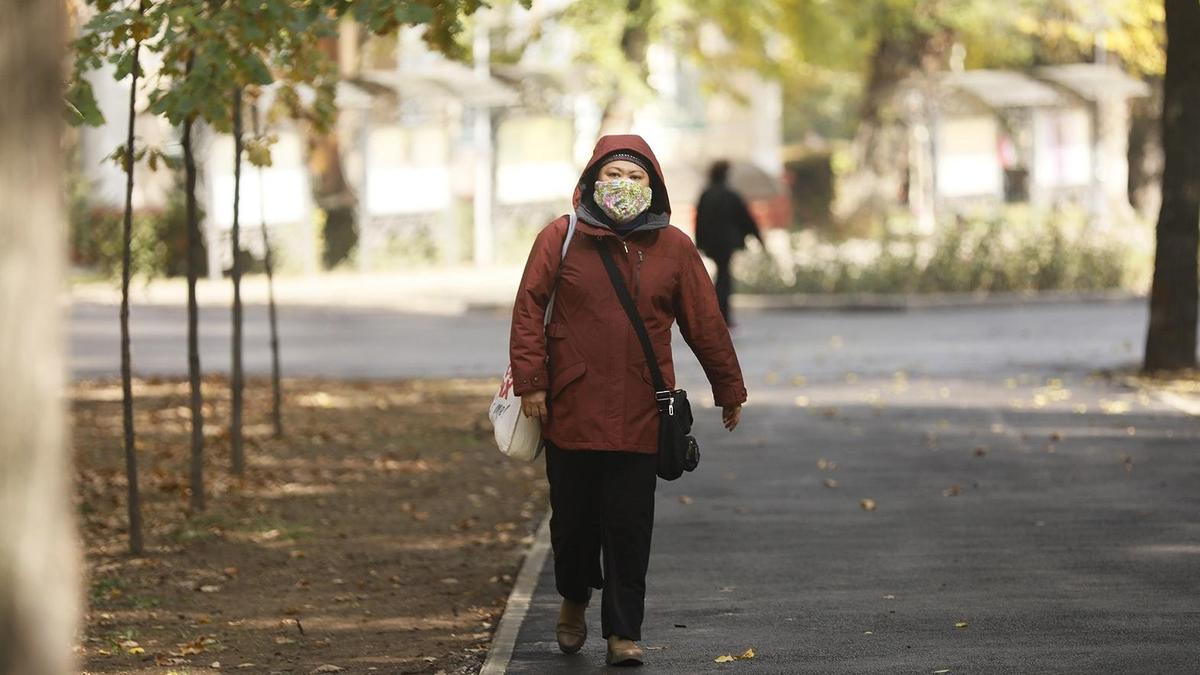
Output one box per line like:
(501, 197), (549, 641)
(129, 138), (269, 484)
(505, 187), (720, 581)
(555, 598), (588, 654)
(606, 635), (644, 667)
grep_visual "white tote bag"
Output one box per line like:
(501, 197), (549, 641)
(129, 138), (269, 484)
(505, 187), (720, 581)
(490, 213), (577, 461)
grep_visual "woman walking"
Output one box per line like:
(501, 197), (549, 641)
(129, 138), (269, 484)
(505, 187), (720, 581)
(509, 135), (748, 666)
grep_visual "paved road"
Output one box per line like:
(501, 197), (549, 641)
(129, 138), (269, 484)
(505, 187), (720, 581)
(69, 299), (1200, 672)
(71, 299), (1146, 383)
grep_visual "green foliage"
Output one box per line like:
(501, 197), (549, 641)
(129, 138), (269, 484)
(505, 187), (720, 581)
(66, 0), (520, 149)
(69, 171), (206, 280)
(737, 207), (1150, 295)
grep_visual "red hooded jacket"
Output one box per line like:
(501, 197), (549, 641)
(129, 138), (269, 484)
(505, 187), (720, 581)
(509, 135), (747, 454)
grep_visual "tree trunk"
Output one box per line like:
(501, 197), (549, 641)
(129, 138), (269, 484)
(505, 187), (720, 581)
(598, 0), (652, 135)
(183, 103), (206, 511)
(230, 88), (246, 474)
(1143, 0), (1200, 372)
(0, 1), (80, 673)
(120, 9), (145, 555)
(1128, 83), (1163, 219)
(833, 18), (948, 231)
(307, 37), (357, 269)
(252, 103), (284, 438)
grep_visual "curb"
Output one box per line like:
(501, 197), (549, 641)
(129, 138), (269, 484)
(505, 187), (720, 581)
(731, 289), (1144, 312)
(1155, 391), (1200, 416)
(480, 513), (553, 675)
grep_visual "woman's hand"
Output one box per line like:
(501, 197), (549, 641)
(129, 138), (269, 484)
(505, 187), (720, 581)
(521, 390), (549, 423)
(722, 404), (742, 431)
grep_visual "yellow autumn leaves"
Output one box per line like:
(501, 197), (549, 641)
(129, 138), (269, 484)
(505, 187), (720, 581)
(714, 647), (757, 663)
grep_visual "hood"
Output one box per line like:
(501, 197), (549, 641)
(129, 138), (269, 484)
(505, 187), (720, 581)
(573, 134), (671, 234)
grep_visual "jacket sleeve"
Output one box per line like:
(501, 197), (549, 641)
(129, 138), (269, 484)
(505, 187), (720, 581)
(509, 218), (564, 396)
(674, 242), (748, 408)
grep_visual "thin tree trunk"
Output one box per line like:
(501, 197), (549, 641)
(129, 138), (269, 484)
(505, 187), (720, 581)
(1144, 0), (1200, 372)
(120, 8), (145, 555)
(0, 2), (80, 672)
(183, 96), (206, 510)
(252, 103), (284, 438)
(230, 87), (246, 474)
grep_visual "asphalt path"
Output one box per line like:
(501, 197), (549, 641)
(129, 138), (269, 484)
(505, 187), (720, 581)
(70, 298), (1147, 383)
(68, 298), (1200, 672)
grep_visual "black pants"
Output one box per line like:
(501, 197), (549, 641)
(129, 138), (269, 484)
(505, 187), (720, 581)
(544, 442), (658, 640)
(713, 253), (734, 326)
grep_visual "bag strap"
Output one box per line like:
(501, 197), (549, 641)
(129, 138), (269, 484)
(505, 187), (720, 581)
(544, 212), (577, 327)
(595, 238), (671, 402)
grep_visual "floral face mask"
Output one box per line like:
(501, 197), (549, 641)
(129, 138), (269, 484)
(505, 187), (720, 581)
(592, 178), (653, 224)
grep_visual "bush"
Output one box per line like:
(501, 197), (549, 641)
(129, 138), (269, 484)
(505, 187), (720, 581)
(68, 172), (206, 280)
(737, 206), (1151, 295)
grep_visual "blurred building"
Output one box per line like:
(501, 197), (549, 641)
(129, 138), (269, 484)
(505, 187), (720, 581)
(898, 64), (1149, 231)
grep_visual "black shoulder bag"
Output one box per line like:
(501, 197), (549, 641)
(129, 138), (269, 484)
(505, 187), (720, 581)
(596, 238), (699, 480)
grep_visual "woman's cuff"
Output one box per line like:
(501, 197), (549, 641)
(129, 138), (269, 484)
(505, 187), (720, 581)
(512, 367), (549, 397)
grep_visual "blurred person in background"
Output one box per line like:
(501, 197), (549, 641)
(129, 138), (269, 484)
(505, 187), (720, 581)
(694, 160), (764, 327)
(509, 135), (748, 667)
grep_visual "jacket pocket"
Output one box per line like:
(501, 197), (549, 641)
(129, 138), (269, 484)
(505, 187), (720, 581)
(551, 361), (587, 399)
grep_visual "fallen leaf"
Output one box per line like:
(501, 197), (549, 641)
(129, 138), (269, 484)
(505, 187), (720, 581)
(943, 484), (962, 497)
(678, 495), (694, 505)
(954, 621), (969, 629)
(1121, 455), (1134, 473)
(823, 478), (839, 489)
(714, 655), (737, 663)
(310, 666), (344, 674)
(127, 647), (145, 655)
(973, 446), (988, 457)
(740, 648), (756, 659)
(860, 498), (877, 511)
(933, 670), (951, 674)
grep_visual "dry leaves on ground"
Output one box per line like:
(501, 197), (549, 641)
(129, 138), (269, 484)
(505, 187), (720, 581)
(714, 648), (757, 663)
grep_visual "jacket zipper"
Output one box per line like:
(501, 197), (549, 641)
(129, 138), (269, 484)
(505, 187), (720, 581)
(634, 249), (644, 299)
